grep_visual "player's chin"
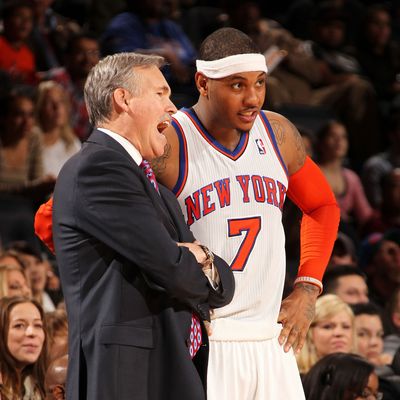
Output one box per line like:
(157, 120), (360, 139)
(236, 120), (256, 132)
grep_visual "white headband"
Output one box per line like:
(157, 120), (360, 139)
(196, 53), (268, 79)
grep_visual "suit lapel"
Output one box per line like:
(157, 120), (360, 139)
(86, 130), (180, 241)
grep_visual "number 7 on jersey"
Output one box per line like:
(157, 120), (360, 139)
(228, 216), (261, 271)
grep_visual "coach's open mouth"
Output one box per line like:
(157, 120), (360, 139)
(157, 120), (170, 134)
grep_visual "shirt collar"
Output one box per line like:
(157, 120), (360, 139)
(97, 128), (142, 166)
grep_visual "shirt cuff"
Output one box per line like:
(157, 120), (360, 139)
(202, 263), (220, 290)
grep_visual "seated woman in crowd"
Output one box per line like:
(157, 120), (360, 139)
(45, 309), (68, 363)
(297, 294), (354, 374)
(0, 264), (31, 299)
(0, 89), (55, 247)
(302, 352), (382, 400)
(352, 302), (400, 398)
(352, 302), (391, 366)
(315, 120), (374, 238)
(0, 296), (47, 399)
(35, 80), (80, 177)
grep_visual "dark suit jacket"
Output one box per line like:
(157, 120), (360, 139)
(52, 130), (234, 400)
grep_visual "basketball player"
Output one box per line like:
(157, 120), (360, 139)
(152, 28), (340, 399)
(35, 28), (340, 399)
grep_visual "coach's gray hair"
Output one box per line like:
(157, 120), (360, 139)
(84, 52), (165, 126)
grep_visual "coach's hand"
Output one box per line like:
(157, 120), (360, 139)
(277, 283), (319, 354)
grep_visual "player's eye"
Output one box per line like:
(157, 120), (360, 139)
(255, 79), (265, 87)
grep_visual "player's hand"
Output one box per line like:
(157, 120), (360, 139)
(277, 283), (319, 353)
(204, 320), (212, 336)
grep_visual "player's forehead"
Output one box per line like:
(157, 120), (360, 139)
(219, 70), (266, 82)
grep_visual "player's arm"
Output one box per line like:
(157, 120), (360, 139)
(266, 111), (340, 353)
(151, 124), (180, 190)
(34, 197), (55, 253)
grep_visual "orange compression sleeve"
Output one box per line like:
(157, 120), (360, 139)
(34, 197), (55, 254)
(287, 157), (340, 282)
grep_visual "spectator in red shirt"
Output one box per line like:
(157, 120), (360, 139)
(0, 1), (36, 84)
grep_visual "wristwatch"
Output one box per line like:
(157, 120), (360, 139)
(199, 244), (214, 266)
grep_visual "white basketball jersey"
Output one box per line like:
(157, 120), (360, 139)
(173, 108), (288, 336)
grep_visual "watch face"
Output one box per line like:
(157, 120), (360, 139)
(200, 245), (214, 265)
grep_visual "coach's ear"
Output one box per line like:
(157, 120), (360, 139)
(113, 87), (131, 113)
(194, 72), (209, 97)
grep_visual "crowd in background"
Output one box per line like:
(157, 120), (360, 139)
(0, 0), (399, 398)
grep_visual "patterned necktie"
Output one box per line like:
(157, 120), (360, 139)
(189, 314), (202, 358)
(140, 159), (160, 194)
(140, 158), (202, 357)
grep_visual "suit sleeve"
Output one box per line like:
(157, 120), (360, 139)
(56, 148), (231, 314)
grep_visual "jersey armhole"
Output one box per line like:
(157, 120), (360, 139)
(171, 118), (188, 197)
(259, 111), (289, 179)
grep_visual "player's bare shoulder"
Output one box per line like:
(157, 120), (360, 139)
(151, 124), (180, 190)
(263, 110), (306, 175)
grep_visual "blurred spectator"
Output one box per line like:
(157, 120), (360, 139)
(302, 352), (380, 400)
(308, 2), (360, 76)
(87, 0), (125, 36)
(230, 1), (380, 166)
(229, 1), (325, 109)
(383, 286), (400, 357)
(44, 354), (67, 400)
(35, 80), (80, 177)
(0, 263), (31, 298)
(178, 1), (228, 50)
(328, 232), (358, 267)
(0, 88), (55, 248)
(101, 0), (198, 108)
(29, 0), (81, 72)
(315, 120), (374, 234)
(296, 294), (354, 374)
(0, 249), (25, 269)
(45, 309), (67, 363)
(285, 0), (366, 44)
(365, 168), (400, 234)
(0, 296), (47, 399)
(322, 265), (369, 305)
(355, 4), (400, 117)
(0, 0), (36, 85)
(306, 1), (381, 165)
(352, 302), (391, 366)
(7, 241), (56, 312)
(44, 33), (100, 141)
(352, 302), (400, 398)
(360, 230), (400, 306)
(362, 111), (400, 208)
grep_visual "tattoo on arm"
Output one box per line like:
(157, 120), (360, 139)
(295, 282), (319, 295)
(150, 142), (171, 177)
(295, 283), (317, 321)
(304, 301), (315, 321)
(270, 119), (285, 146)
